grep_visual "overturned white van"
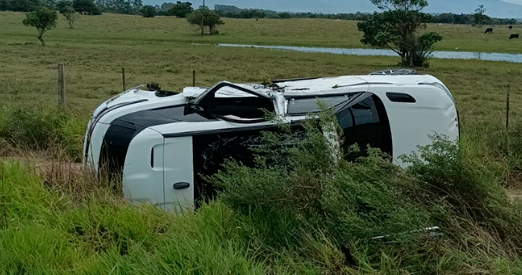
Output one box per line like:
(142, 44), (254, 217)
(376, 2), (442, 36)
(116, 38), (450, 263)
(83, 74), (459, 210)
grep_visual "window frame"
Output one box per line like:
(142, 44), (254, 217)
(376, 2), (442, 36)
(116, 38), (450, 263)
(191, 82), (276, 123)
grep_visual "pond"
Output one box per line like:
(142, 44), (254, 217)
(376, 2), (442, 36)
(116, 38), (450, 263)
(218, 44), (522, 63)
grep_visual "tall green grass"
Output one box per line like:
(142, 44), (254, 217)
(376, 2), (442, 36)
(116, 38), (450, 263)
(0, 107), (87, 160)
(3, 122), (522, 273)
(0, 162), (313, 274)
(211, 113), (522, 273)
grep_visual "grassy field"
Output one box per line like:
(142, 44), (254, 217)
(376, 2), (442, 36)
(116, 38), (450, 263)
(2, 12), (522, 52)
(1, 12), (522, 158)
(3, 10), (522, 273)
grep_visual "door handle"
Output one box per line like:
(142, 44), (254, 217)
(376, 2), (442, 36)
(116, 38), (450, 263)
(173, 182), (190, 190)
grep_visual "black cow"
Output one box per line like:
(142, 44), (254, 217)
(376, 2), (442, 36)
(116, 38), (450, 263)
(485, 28), (493, 34)
(509, 34), (520, 39)
(509, 25), (514, 29)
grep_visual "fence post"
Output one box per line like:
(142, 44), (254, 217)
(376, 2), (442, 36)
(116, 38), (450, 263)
(192, 70), (196, 87)
(122, 67), (126, 91)
(57, 63), (65, 105)
(506, 84), (511, 187)
(506, 84), (511, 131)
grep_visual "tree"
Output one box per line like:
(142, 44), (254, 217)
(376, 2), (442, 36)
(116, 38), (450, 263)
(371, 0), (428, 11)
(187, 8), (224, 35)
(357, 0), (442, 67)
(141, 5), (155, 17)
(73, 0), (101, 15)
(63, 6), (79, 28)
(93, 0), (142, 14)
(0, 0), (10, 11)
(167, 1), (193, 18)
(473, 5), (489, 27)
(57, 1), (79, 28)
(1, 0), (56, 11)
(279, 12), (290, 19)
(160, 2), (175, 10)
(56, 0), (71, 13)
(9, 0), (39, 12)
(22, 7), (58, 46)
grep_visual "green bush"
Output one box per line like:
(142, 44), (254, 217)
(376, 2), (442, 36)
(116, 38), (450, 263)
(212, 112), (432, 269)
(0, 162), (315, 275)
(61, 115), (89, 161)
(141, 5), (156, 18)
(0, 107), (87, 160)
(0, 108), (67, 150)
(3, 109), (522, 273)
(212, 112), (522, 273)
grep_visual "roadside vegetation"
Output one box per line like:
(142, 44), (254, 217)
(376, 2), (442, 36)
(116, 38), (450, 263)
(3, 112), (522, 273)
(2, 1), (522, 272)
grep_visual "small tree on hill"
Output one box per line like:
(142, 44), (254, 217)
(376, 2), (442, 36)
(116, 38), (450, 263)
(141, 5), (156, 17)
(167, 1), (193, 18)
(23, 7), (58, 46)
(473, 5), (489, 27)
(57, 1), (79, 28)
(357, 0), (442, 67)
(187, 8), (224, 35)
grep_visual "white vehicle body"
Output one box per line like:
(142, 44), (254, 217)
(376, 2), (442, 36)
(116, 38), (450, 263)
(83, 75), (459, 210)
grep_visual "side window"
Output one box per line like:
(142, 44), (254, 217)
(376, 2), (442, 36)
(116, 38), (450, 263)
(192, 127), (271, 207)
(287, 93), (360, 116)
(336, 95), (392, 160)
(196, 85), (274, 122)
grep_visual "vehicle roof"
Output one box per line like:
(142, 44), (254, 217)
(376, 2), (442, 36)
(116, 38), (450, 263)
(182, 74), (446, 98)
(277, 75), (443, 95)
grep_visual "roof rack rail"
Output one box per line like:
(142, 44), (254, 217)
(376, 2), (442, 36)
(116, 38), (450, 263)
(272, 76), (322, 83)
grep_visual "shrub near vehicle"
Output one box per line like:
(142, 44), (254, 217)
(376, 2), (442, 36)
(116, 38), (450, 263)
(83, 74), (459, 210)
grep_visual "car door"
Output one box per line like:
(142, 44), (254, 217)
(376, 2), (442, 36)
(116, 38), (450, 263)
(162, 82), (277, 210)
(163, 136), (194, 211)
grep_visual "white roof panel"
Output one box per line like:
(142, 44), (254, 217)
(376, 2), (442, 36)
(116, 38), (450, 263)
(278, 75), (443, 95)
(181, 74), (445, 99)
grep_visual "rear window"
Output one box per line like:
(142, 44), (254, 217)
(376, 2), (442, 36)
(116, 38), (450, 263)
(287, 93), (361, 115)
(337, 94), (393, 160)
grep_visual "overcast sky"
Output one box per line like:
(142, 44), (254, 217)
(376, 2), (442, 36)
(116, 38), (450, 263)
(501, 0), (522, 4)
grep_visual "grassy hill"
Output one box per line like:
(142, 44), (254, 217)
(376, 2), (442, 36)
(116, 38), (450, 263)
(1, 12), (521, 153)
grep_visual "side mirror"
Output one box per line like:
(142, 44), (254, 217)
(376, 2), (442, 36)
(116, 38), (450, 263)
(184, 105), (195, 115)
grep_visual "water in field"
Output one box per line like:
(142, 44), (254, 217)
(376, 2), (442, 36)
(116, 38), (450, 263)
(218, 43), (522, 63)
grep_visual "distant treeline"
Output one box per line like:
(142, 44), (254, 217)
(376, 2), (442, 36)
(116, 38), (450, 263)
(0, 0), (144, 15)
(213, 4), (372, 20)
(431, 13), (517, 25)
(94, 0), (142, 14)
(0, 0), (55, 12)
(0, 0), (518, 25)
(214, 4), (518, 25)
